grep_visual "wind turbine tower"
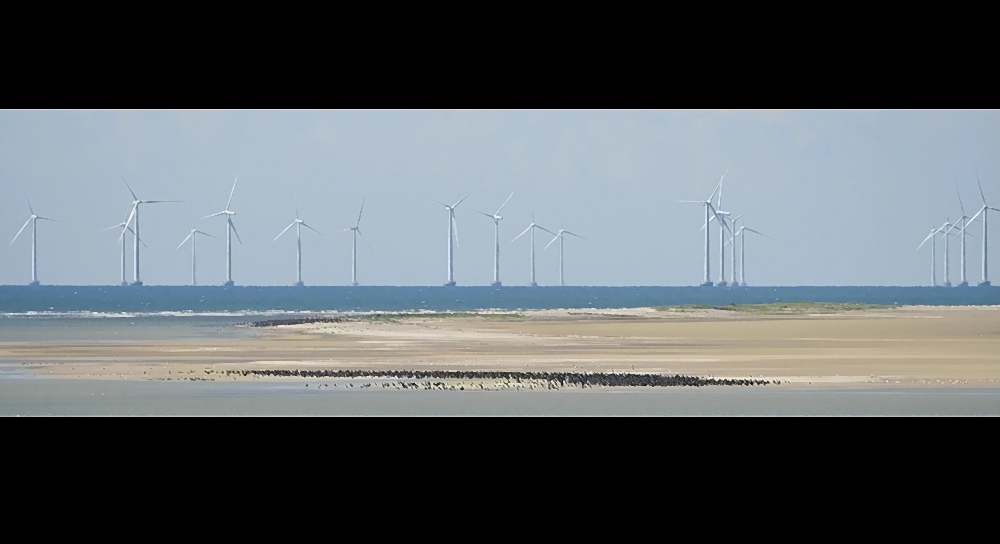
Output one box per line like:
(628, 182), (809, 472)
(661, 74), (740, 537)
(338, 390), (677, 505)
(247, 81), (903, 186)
(734, 223), (771, 287)
(274, 208), (324, 286)
(544, 224), (586, 287)
(680, 168), (726, 286)
(116, 166), (180, 286)
(339, 199), (373, 286)
(476, 191), (515, 287)
(9, 196), (59, 286)
(202, 176), (241, 287)
(177, 224), (221, 286)
(955, 187), (976, 287)
(918, 226), (942, 287)
(101, 208), (143, 286)
(512, 214), (555, 287)
(420, 192), (472, 286)
(967, 175), (1000, 287)
(938, 218), (958, 287)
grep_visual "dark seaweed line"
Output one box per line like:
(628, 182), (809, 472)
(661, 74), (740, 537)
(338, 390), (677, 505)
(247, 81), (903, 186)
(219, 369), (769, 387)
(242, 317), (352, 327)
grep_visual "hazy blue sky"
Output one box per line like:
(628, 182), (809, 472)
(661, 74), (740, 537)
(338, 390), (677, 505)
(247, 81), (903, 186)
(1, 110), (998, 287)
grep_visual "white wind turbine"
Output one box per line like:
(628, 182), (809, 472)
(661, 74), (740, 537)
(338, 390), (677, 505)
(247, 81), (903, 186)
(918, 225), (944, 286)
(964, 174), (1000, 287)
(201, 176), (241, 287)
(727, 219), (771, 287)
(419, 191), (472, 286)
(177, 224), (221, 286)
(9, 196), (61, 286)
(680, 168), (727, 286)
(706, 168), (735, 287)
(274, 208), (324, 286)
(955, 187), (977, 287)
(100, 207), (145, 286)
(722, 211), (749, 287)
(115, 166), (181, 286)
(937, 217), (959, 287)
(511, 213), (555, 287)
(543, 223), (587, 287)
(339, 199), (373, 286)
(476, 191), (515, 287)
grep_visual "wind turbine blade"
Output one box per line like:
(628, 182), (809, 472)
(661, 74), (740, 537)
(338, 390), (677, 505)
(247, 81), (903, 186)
(119, 204), (138, 242)
(917, 230), (936, 250)
(957, 186), (967, 216)
(274, 221), (296, 241)
(536, 225), (556, 236)
(358, 229), (375, 255)
(338, 227), (353, 233)
(111, 159), (138, 201)
(707, 181), (721, 204)
(24, 194), (34, 215)
(35, 217), (62, 223)
(201, 211), (227, 219)
(679, 200), (707, 203)
(177, 232), (194, 249)
(302, 222), (324, 236)
(137, 234), (149, 249)
(543, 234), (560, 251)
(744, 228), (772, 239)
(512, 224), (532, 242)
(415, 191), (449, 208)
(10, 217), (32, 245)
(141, 200), (183, 204)
(356, 198), (365, 227)
(196, 231), (224, 242)
(475, 211), (495, 218)
(295, 206), (299, 220)
(226, 175), (238, 210)
(229, 219), (243, 245)
(495, 191), (515, 215)
(99, 223), (126, 232)
(564, 230), (587, 240)
(452, 191), (474, 209)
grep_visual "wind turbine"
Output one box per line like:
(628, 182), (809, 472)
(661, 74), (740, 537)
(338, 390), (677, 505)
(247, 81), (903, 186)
(177, 224), (221, 286)
(201, 176), (241, 287)
(955, 187), (977, 287)
(115, 164), (180, 286)
(339, 199), (373, 286)
(543, 223), (586, 287)
(476, 191), (515, 287)
(419, 191), (472, 286)
(938, 218), (959, 287)
(100, 207), (145, 286)
(723, 211), (749, 287)
(511, 213), (555, 287)
(732, 223), (771, 287)
(680, 168), (727, 286)
(712, 168), (733, 286)
(964, 173), (1000, 287)
(918, 225), (943, 287)
(274, 207), (324, 286)
(9, 196), (60, 286)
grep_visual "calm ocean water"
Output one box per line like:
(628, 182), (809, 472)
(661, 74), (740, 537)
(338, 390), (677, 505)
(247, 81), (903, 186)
(1, 285), (999, 315)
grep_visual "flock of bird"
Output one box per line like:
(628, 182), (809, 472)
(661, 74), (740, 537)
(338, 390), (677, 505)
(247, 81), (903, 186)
(918, 173), (999, 287)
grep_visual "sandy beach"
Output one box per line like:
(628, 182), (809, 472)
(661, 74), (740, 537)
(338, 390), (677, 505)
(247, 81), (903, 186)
(3, 304), (1000, 388)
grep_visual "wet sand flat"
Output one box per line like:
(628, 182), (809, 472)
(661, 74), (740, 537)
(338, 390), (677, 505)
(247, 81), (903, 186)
(2, 305), (1000, 387)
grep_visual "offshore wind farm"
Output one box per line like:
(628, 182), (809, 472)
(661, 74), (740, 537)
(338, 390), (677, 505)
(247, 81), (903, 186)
(3, 110), (1000, 416)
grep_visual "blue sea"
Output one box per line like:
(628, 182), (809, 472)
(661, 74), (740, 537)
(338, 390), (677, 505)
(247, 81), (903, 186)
(1, 285), (998, 315)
